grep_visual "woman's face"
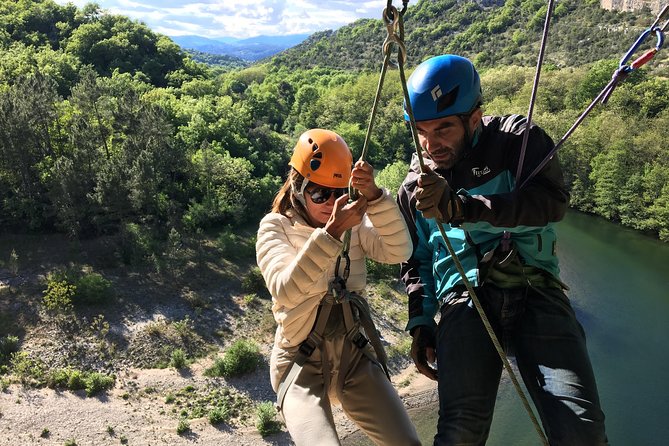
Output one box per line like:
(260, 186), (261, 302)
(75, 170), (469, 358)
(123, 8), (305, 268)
(303, 184), (346, 227)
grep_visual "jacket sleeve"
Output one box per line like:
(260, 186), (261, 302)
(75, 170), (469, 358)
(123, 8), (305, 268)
(397, 178), (439, 335)
(462, 119), (570, 229)
(256, 213), (341, 308)
(358, 188), (413, 264)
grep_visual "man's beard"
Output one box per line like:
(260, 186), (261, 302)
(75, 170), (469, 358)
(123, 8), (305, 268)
(428, 135), (467, 170)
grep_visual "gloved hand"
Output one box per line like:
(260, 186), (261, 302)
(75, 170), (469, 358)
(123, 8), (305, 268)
(416, 168), (463, 224)
(410, 326), (437, 381)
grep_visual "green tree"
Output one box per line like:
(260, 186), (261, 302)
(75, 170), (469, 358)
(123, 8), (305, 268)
(184, 143), (258, 229)
(0, 71), (60, 229)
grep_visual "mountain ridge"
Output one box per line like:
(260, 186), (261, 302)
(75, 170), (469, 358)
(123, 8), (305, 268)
(170, 33), (311, 61)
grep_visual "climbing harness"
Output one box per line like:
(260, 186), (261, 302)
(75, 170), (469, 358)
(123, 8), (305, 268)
(275, 289), (390, 413)
(518, 3), (669, 190)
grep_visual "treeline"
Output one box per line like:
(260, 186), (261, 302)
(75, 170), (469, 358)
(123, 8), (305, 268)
(184, 49), (249, 70)
(0, 0), (668, 241)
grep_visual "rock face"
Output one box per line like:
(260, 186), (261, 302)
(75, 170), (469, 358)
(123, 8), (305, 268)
(600, 0), (663, 15)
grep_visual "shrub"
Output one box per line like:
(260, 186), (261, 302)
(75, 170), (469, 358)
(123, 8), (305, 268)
(46, 369), (115, 396)
(74, 273), (113, 305)
(85, 372), (115, 396)
(170, 349), (187, 369)
(67, 369), (86, 391)
(0, 335), (19, 366)
(205, 357), (226, 377)
(256, 401), (282, 437)
(172, 317), (193, 338)
(216, 229), (255, 260)
(386, 336), (412, 360)
(241, 267), (268, 297)
(8, 249), (19, 276)
(375, 160), (409, 197)
(243, 293), (258, 306)
(46, 369), (71, 388)
(10, 352), (46, 385)
(119, 223), (154, 265)
(176, 418), (190, 435)
(42, 279), (75, 313)
(366, 258), (398, 282)
(205, 339), (261, 378)
(208, 406), (231, 425)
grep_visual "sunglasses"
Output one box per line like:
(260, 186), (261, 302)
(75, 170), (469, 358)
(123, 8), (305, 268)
(306, 186), (347, 204)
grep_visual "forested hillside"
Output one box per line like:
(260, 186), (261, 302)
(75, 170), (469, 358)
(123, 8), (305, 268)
(273, 0), (668, 72)
(184, 49), (250, 70)
(0, 0), (668, 243)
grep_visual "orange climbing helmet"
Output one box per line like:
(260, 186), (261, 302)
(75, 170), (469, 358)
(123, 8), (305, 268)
(289, 129), (353, 188)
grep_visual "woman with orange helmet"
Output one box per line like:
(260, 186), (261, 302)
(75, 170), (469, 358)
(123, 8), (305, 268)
(256, 129), (420, 445)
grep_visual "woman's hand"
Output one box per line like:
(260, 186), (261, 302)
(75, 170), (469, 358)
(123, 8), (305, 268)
(351, 160), (382, 201)
(324, 194), (368, 239)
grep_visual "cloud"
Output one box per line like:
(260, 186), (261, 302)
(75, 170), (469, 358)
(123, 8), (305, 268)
(53, 0), (390, 38)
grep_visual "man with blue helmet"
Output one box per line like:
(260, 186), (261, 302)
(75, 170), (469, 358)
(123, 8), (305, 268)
(397, 55), (608, 445)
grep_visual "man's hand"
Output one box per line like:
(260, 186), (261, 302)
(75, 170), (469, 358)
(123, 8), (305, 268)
(416, 167), (463, 224)
(410, 326), (437, 381)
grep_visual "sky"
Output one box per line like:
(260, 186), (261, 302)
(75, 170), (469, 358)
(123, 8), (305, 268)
(53, 0), (394, 39)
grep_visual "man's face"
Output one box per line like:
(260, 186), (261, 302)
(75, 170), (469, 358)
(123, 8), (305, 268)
(415, 109), (482, 170)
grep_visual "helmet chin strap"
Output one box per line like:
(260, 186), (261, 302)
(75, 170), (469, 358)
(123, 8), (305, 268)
(292, 178), (310, 207)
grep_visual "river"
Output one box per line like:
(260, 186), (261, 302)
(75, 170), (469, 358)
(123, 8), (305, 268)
(344, 210), (669, 445)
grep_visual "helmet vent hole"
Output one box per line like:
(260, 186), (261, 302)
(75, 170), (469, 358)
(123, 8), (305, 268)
(436, 86), (459, 113)
(313, 152), (323, 159)
(312, 143), (319, 151)
(308, 138), (313, 144)
(310, 159), (321, 171)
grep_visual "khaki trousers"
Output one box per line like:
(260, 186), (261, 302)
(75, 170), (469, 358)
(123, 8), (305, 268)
(271, 335), (420, 446)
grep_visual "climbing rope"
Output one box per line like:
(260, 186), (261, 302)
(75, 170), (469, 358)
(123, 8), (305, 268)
(518, 3), (669, 190)
(335, 1), (410, 295)
(514, 0), (555, 188)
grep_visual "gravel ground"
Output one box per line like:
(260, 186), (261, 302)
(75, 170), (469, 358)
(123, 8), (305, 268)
(0, 362), (437, 445)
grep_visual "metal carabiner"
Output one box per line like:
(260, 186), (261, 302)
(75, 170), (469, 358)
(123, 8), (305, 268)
(619, 27), (664, 71)
(619, 5), (667, 71)
(386, 0), (409, 17)
(382, 5), (407, 66)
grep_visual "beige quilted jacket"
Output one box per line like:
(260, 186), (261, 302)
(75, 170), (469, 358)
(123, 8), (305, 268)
(256, 189), (412, 349)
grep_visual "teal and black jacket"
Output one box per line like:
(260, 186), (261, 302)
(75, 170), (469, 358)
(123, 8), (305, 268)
(397, 114), (570, 334)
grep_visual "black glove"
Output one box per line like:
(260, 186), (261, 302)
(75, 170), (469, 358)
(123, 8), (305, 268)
(416, 168), (464, 224)
(410, 326), (437, 381)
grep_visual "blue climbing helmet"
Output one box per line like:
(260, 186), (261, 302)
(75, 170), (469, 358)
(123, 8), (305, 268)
(404, 55), (482, 122)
